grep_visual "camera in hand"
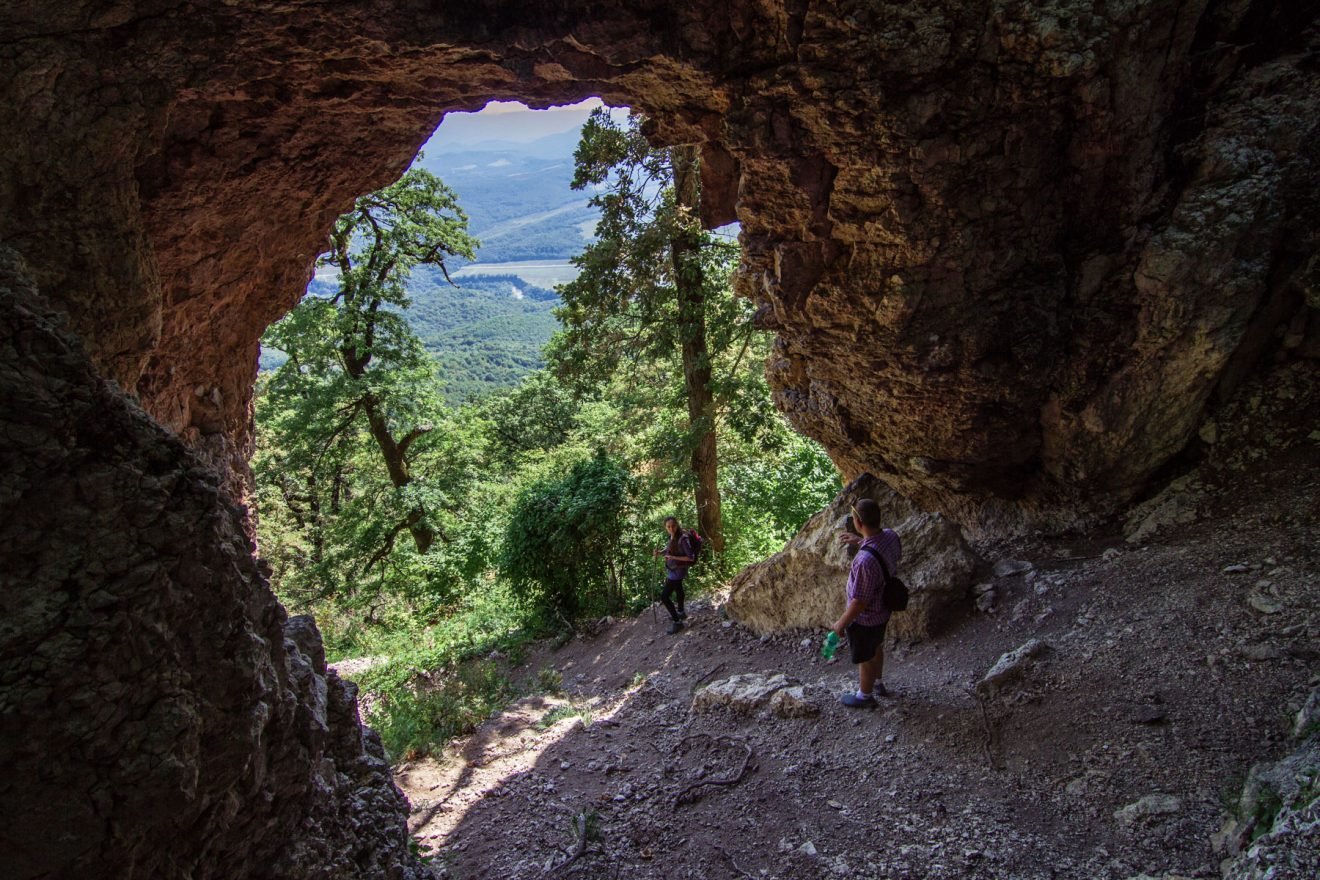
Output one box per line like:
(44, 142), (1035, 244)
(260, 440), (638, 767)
(844, 514), (856, 534)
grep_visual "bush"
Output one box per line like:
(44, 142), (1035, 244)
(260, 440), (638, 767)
(366, 659), (512, 761)
(500, 451), (633, 622)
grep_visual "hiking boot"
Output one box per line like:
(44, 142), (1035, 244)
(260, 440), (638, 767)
(678, 610), (688, 620)
(668, 620), (685, 635)
(840, 692), (877, 709)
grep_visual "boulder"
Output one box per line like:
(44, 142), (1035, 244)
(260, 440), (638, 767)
(976, 639), (1054, 699)
(769, 686), (820, 719)
(692, 673), (803, 716)
(1215, 734), (1320, 876)
(726, 475), (982, 642)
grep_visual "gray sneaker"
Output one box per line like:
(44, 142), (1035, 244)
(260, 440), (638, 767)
(668, 620), (685, 635)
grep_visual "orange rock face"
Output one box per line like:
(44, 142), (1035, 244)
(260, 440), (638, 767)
(2, 3), (1319, 876)
(4, 2), (1317, 529)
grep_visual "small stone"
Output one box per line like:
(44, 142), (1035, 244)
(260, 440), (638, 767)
(722, 621), (733, 629)
(1293, 686), (1320, 738)
(993, 558), (1034, 577)
(1131, 706), (1168, 725)
(1102, 547), (1121, 562)
(1242, 643), (1282, 661)
(1114, 794), (1182, 824)
(1198, 420), (1218, 444)
(885, 733), (897, 743)
(977, 639), (1052, 698)
(801, 637), (813, 648)
(827, 800), (844, 810)
(798, 841), (818, 857)
(1222, 563), (1249, 573)
(1248, 594), (1282, 614)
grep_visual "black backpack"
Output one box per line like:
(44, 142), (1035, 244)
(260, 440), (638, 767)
(858, 544), (909, 612)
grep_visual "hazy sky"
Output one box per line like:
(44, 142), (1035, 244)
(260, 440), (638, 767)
(426, 98), (605, 148)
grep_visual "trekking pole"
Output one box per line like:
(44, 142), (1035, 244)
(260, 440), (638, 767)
(651, 551), (660, 627)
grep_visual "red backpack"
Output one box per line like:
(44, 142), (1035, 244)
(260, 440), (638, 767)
(683, 530), (705, 566)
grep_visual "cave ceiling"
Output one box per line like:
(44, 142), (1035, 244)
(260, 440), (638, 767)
(3, 0), (1317, 533)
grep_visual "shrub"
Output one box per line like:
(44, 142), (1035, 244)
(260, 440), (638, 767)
(500, 451), (633, 622)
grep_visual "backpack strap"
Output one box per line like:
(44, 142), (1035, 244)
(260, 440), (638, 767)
(857, 543), (892, 583)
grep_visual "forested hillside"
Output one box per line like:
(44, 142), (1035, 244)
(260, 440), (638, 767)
(409, 267), (559, 401)
(260, 268), (559, 402)
(259, 126), (593, 396)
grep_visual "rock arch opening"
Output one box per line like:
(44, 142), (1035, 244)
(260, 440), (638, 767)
(3, 3), (1318, 877)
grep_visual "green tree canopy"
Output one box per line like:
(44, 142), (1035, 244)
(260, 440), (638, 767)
(255, 168), (482, 617)
(551, 109), (756, 551)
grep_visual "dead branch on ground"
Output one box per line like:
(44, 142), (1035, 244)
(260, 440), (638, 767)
(674, 736), (755, 805)
(545, 810), (596, 876)
(689, 662), (726, 694)
(969, 687), (1001, 771)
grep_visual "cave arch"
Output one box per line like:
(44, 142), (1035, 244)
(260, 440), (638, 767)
(7, 5), (1317, 533)
(3, 3), (1318, 877)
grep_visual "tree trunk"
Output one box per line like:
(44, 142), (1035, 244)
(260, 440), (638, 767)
(360, 391), (435, 554)
(669, 145), (724, 552)
(341, 326), (436, 555)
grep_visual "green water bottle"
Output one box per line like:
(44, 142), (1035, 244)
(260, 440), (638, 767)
(821, 631), (840, 660)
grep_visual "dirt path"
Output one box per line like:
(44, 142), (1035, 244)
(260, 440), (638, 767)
(393, 391), (1318, 879)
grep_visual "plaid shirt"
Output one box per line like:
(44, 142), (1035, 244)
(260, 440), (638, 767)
(847, 529), (901, 626)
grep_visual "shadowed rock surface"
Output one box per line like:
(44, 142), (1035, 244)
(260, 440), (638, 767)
(2, 2), (1319, 877)
(726, 474), (981, 640)
(2, 2), (1316, 526)
(0, 250), (422, 879)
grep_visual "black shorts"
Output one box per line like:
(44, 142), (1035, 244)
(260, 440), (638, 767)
(846, 621), (887, 664)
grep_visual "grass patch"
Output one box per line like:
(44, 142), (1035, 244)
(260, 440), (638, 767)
(343, 584), (540, 761)
(539, 702), (592, 729)
(537, 666), (564, 694)
(367, 659), (514, 761)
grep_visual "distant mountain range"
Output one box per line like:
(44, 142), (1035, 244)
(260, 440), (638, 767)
(262, 112), (599, 399)
(412, 128), (597, 265)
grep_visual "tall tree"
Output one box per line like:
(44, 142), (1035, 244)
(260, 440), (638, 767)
(553, 109), (732, 550)
(256, 168), (479, 607)
(318, 168), (477, 553)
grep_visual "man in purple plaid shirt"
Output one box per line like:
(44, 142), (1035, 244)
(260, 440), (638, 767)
(833, 498), (902, 708)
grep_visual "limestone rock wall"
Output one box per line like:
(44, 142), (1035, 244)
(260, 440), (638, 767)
(725, 474), (981, 641)
(2, 2), (1320, 875)
(1, 2), (1316, 527)
(0, 249), (423, 879)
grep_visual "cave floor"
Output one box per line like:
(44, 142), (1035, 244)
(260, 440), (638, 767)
(384, 371), (1319, 880)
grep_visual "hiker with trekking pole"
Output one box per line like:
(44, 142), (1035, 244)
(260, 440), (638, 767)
(652, 516), (701, 635)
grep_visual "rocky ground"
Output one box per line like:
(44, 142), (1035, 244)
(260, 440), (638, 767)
(382, 364), (1319, 880)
